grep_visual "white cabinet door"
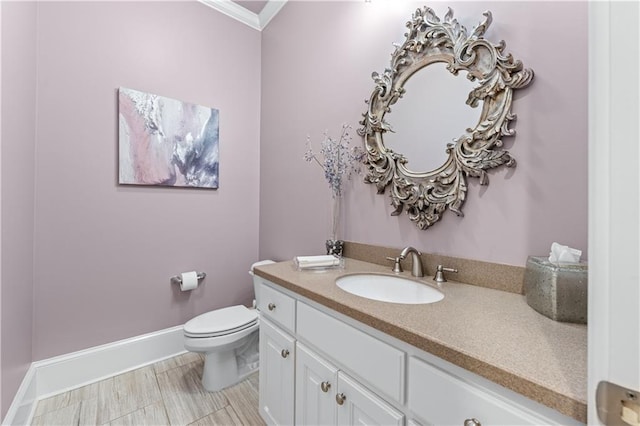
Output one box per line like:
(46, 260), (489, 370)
(296, 343), (339, 426)
(259, 317), (295, 426)
(336, 371), (404, 426)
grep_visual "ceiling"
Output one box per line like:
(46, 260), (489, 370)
(199, 0), (286, 31)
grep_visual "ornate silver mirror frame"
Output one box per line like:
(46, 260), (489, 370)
(358, 7), (534, 230)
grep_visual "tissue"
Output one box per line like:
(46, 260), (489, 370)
(548, 242), (582, 263)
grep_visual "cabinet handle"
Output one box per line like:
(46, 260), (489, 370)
(268, 303), (276, 311)
(320, 381), (331, 392)
(335, 393), (346, 405)
(281, 349), (290, 358)
(463, 419), (481, 426)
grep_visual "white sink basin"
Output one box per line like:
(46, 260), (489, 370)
(336, 274), (444, 305)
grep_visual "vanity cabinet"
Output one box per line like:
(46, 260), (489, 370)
(257, 279), (582, 426)
(296, 343), (404, 426)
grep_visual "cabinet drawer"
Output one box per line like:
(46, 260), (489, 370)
(408, 356), (557, 426)
(297, 302), (405, 404)
(258, 281), (296, 333)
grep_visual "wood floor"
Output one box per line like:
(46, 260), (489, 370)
(30, 353), (265, 426)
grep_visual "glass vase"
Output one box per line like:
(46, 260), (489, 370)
(326, 195), (344, 257)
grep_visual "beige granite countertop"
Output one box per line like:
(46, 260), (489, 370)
(254, 258), (587, 423)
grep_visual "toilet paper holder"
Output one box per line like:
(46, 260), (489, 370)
(171, 272), (207, 284)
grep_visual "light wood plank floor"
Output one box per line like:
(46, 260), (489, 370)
(30, 353), (266, 426)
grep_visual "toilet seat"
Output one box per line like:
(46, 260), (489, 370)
(184, 305), (258, 338)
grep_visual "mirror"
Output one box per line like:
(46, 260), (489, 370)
(385, 63), (481, 173)
(358, 7), (534, 230)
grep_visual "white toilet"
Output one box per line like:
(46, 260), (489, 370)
(183, 260), (274, 392)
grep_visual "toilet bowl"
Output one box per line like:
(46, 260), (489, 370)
(183, 260), (274, 392)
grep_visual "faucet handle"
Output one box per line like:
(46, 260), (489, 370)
(434, 265), (458, 283)
(386, 256), (403, 273)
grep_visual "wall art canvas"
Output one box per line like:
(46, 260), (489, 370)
(118, 87), (219, 188)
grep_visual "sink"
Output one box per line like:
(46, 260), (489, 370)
(336, 274), (444, 305)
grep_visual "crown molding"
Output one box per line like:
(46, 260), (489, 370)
(198, 0), (287, 31)
(258, 0), (288, 29)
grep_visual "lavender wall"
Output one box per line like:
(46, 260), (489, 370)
(33, 2), (261, 360)
(260, 1), (588, 267)
(1, 1), (37, 416)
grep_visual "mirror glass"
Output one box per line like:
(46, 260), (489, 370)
(384, 63), (481, 172)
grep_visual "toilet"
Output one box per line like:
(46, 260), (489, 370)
(183, 260), (275, 392)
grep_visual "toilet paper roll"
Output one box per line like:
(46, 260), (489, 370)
(180, 271), (199, 291)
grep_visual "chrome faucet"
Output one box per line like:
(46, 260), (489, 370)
(399, 246), (424, 277)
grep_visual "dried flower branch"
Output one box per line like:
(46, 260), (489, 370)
(304, 124), (365, 198)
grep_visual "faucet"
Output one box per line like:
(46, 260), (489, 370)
(399, 246), (424, 277)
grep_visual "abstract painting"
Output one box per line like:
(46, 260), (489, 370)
(118, 88), (219, 188)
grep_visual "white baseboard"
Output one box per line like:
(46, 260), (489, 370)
(2, 326), (186, 426)
(2, 366), (37, 426)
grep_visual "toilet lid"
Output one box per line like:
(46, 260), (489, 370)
(184, 305), (258, 337)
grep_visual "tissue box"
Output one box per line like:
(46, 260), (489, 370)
(524, 256), (588, 324)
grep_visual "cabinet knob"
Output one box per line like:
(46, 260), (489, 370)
(281, 349), (290, 358)
(268, 303), (276, 311)
(335, 393), (346, 405)
(464, 419), (481, 426)
(320, 381), (331, 393)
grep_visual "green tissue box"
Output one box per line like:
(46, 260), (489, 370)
(524, 256), (588, 324)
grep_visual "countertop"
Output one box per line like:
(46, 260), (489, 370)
(254, 258), (587, 423)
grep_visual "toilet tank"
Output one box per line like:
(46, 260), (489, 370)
(249, 260), (275, 306)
